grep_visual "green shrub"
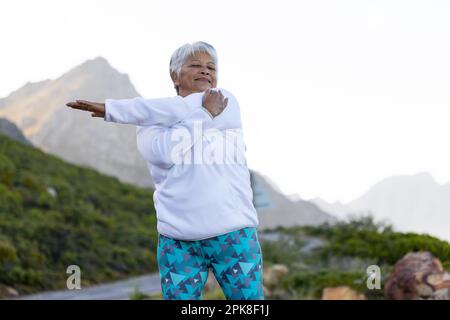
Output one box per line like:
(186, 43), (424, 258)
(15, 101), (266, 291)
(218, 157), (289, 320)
(261, 238), (302, 266)
(280, 269), (384, 300)
(0, 240), (17, 263)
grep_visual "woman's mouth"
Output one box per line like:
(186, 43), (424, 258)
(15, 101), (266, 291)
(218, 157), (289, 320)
(195, 78), (211, 84)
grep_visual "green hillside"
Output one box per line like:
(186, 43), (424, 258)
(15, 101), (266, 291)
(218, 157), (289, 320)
(0, 134), (158, 295)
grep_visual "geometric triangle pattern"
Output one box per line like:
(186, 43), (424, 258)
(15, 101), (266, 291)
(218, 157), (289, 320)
(157, 227), (264, 300)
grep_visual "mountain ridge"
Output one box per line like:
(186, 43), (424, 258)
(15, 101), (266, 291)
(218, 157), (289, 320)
(312, 172), (450, 241)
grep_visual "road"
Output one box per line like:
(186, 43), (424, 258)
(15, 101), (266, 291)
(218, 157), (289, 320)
(18, 273), (161, 300)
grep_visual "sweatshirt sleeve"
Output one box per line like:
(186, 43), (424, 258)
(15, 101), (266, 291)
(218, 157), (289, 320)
(104, 96), (190, 127)
(136, 107), (216, 169)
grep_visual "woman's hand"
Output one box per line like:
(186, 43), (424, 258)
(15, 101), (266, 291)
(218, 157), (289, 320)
(202, 89), (228, 118)
(66, 100), (105, 118)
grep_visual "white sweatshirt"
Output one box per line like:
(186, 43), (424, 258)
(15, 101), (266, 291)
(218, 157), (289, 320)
(104, 88), (259, 240)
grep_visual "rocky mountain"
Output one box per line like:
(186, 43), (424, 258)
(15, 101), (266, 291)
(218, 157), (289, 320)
(251, 171), (337, 230)
(0, 118), (32, 145)
(311, 172), (450, 242)
(0, 57), (153, 188)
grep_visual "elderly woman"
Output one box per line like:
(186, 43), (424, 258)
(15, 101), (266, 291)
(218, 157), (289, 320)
(66, 41), (264, 300)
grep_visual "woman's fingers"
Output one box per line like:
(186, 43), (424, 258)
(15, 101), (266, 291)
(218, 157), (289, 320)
(212, 91), (227, 109)
(66, 100), (105, 119)
(76, 100), (97, 107)
(66, 101), (90, 111)
(76, 100), (96, 110)
(66, 100), (102, 112)
(66, 103), (84, 110)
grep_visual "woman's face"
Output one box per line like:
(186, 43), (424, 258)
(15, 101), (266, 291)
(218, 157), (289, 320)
(171, 51), (217, 97)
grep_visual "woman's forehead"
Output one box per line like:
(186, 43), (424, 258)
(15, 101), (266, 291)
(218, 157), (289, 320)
(187, 52), (215, 64)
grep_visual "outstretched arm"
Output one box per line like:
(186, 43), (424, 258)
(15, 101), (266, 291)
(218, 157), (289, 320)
(66, 89), (231, 127)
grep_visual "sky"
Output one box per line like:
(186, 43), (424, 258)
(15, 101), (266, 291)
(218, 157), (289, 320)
(1, 0), (449, 203)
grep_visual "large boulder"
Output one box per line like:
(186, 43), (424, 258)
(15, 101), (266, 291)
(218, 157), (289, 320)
(204, 270), (220, 292)
(263, 264), (289, 290)
(384, 251), (450, 300)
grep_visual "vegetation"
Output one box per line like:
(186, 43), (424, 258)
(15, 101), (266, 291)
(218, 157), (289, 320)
(261, 216), (450, 299)
(302, 216), (450, 265)
(129, 287), (152, 300)
(0, 134), (158, 294)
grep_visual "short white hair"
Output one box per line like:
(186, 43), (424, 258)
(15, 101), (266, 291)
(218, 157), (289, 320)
(169, 41), (218, 94)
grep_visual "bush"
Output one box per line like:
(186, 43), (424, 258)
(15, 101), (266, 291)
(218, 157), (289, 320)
(279, 269), (384, 300)
(0, 240), (17, 263)
(261, 238), (302, 267)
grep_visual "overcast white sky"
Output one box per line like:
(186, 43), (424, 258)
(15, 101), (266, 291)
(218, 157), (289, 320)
(1, 0), (449, 203)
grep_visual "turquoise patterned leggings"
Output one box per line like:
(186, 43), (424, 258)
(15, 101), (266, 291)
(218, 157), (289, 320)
(157, 227), (264, 300)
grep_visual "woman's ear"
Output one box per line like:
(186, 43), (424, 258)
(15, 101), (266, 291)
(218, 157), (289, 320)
(170, 72), (180, 86)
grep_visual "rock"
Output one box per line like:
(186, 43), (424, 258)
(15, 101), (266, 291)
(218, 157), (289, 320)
(384, 251), (450, 300)
(322, 286), (367, 300)
(0, 285), (19, 298)
(263, 264), (289, 290)
(204, 270), (220, 292)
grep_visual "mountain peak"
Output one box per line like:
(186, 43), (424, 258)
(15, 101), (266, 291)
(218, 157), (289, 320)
(411, 171), (435, 182)
(54, 56), (138, 98)
(368, 172), (438, 192)
(81, 56), (111, 68)
(66, 56), (118, 77)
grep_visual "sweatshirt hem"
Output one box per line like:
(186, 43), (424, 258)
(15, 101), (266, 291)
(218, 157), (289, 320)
(158, 223), (259, 241)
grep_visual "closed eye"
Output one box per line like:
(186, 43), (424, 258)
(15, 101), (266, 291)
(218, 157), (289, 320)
(191, 64), (216, 70)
